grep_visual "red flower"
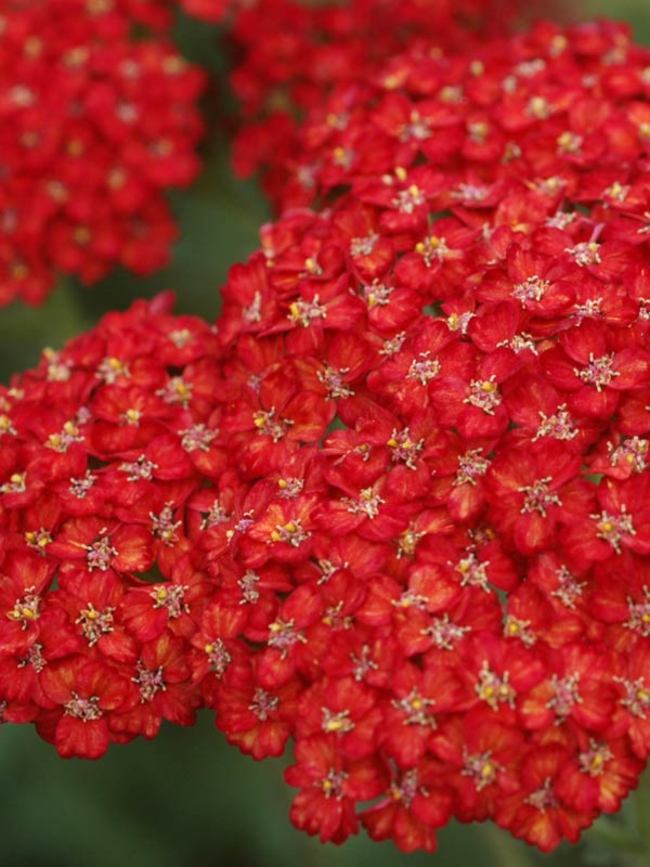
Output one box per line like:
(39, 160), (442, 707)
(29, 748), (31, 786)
(122, 556), (211, 642)
(361, 761), (454, 853)
(286, 736), (386, 843)
(296, 676), (382, 761)
(495, 744), (594, 852)
(110, 634), (198, 739)
(556, 736), (643, 815)
(52, 568), (136, 663)
(521, 644), (616, 732)
(565, 476), (650, 564)
(214, 658), (301, 760)
(0, 0), (205, 307)
(0, 551), (53, 654)
(485, 442), (585, 554)
(431, 710), (523, 821)
(40, 656), (138, 758)
(542, 321), (650, 419)
(381, 661), (466, 768)
(0, 607), (80, 708)
(48, 517), (154, 576)
(612, 644), (650, 759)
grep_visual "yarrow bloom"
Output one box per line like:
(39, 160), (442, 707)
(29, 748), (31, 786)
(0, 293), (224, 752)
(4, 14), (650, 860)
(0, 0), (205, 306)
(213, 20), (650, 853)
(228, 0), (556, 206)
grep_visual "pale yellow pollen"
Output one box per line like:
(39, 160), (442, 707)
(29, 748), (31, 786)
(11, 263), (29, 280)
(153, 139), (172, 156)
(64, 47), (90, 68)
(550, 34), (568, 56)
(9, 606), (34, 621)
(528, 96), (551, 119)
(416, 235), (443, 254)
(67, 139), (85, 157)
(383, 73), (402, 90)
(25, 531), (51, 549)
(163, 56), (185, 75)
(270, 521), (299, 542)
(24, 36), (43, 57)
(108, 168), (126, 189)
(174, 380), (190, 398)
(323, 717), (346, 732)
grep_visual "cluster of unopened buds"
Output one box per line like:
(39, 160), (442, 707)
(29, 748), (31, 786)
(0, 0), (205, 306)
(4, 6), (650, 860)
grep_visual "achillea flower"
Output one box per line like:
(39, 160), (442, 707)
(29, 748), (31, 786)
(3, 15), (650, 860)
(202, 20), (650, 853)
(228, 0), (559, 207)
(0, 0), (205, 306)
(0, 293), (224, 755)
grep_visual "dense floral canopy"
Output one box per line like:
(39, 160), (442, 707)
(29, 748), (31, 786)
(2, 5), (650, 860)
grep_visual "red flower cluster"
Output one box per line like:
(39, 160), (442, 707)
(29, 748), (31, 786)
(0, 0), (205, 307)
(228, 0), (554, 205)
(212, 20), (650, 852)
(0, 292), (226, 754)
(4, 14), (650, 859)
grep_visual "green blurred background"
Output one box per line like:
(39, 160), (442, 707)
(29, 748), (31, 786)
(2, 2), (650, 865)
